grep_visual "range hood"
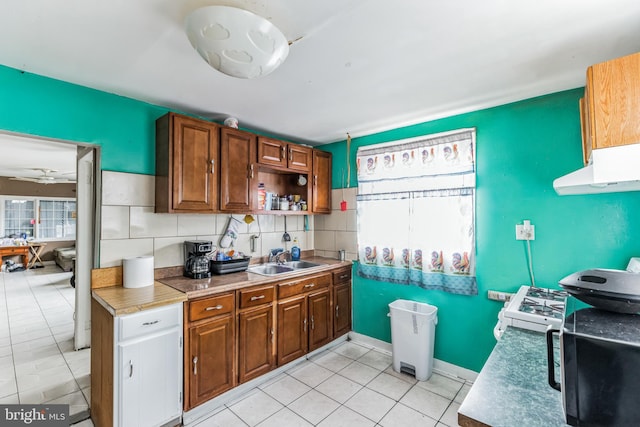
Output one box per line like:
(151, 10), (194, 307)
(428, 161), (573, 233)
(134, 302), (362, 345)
(553, 143), (640, 195)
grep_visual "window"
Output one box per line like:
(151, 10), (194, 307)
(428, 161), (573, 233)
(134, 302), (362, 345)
(1, 197), (76, 241)
(356, 128), (477, 295)
(39, 200), (77, 239)
(3, 200), (35, 238)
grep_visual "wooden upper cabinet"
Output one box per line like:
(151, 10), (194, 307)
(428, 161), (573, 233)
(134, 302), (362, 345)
(220, 128), (257, 212)
(582, 52), (640, 162)
(155, 113), (219, 213)
(312, 149), (332, 214)
(257, 136), (312, 173)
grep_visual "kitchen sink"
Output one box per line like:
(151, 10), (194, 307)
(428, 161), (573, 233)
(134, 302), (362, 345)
(282, 261), (323, 269)
(247, 260), (325, 276)
(247, 264), (294, 276)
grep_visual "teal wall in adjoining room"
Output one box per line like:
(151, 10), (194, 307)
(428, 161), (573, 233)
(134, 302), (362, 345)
(324, 89), (640, 372)
(0, 65), (168, 175)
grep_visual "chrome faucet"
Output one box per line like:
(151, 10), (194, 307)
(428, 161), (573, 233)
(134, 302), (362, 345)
(268, 249), (291, 265)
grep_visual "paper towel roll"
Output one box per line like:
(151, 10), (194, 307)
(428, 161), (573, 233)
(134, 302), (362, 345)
(627, 257), (640, 274)
(123, 256), (155, 289)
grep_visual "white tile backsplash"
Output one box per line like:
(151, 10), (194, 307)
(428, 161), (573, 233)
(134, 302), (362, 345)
(99, 238), (154, 267)
(102, 171), (154, 206)
(130, 207), (178, 238)
(153, 236), (195, 268)
(335, 231), (357, 253)
(101, 205), (129, 239)
(98, 172), (355, 267)
(177, 214), (217, 236)
(315, 231), (336, 252)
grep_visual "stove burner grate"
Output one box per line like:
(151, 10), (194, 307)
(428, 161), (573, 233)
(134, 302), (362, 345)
(519, 297), (564, 319)
(526, 287), (569, 301)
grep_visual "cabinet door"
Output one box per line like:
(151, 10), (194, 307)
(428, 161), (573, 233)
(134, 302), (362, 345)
(220, 128), (257, 211)
(118, 327), (182, 427)
(277, 295), (307, 366)
(188, 315), (235, 408)
(333, 283), (352, 338)
(257, 137), (287, 169)
(308, 289), (332, 352)
(312, 150), (332, 214)
(288, 144), (312, 172)
(156, 113), (219, 213)
(238, 305), (275, 383)
(587, 52), (640, 150)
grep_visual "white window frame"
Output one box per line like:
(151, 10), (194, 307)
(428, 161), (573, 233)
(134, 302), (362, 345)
(0, 196), (77, 242)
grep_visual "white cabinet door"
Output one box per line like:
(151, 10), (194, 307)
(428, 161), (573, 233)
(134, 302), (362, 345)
(118, 326), (182, 427)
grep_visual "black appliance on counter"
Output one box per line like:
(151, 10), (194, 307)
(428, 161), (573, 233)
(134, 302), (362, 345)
(184, 240), (212, 279)
(546, 268), (640, 426)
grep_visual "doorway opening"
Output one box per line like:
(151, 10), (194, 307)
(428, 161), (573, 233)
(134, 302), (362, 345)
(0, 131), (100, 422)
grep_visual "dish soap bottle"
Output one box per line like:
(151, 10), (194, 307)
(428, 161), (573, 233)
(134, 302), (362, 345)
(291, 238), (300, 261)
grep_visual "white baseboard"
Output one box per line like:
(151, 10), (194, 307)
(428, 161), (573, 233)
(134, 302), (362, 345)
(348, 331), (478, 383)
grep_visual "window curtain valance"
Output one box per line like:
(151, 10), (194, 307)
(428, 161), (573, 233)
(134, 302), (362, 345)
(356, 128), (477, 296)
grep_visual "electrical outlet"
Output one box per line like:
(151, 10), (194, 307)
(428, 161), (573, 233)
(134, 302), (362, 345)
(488, 290), (513, 302)
(515, 220), (535, 240)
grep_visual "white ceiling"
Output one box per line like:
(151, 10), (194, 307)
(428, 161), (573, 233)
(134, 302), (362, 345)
(1, 0), (640, 176)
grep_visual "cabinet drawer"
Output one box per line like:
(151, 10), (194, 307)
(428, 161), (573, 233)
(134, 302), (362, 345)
(118, 303), (182, 342)
(278, 273), (331, 299)
(333, 268), (351, 284)
(189, 293), (234, 322)
(239, 285), (275, 309)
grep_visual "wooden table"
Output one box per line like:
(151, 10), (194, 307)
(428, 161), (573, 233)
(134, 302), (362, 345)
(0, 245), (29, 266)
(27, 242), (47, 268)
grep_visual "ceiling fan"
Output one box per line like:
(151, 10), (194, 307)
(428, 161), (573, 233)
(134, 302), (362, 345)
(9, 168), (76, 185)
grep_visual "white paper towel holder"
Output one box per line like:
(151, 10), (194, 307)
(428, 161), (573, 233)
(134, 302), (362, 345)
(123, 256), (155, 289)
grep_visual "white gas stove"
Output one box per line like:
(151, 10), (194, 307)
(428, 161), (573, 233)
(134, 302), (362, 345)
(494, 285), (568, 339)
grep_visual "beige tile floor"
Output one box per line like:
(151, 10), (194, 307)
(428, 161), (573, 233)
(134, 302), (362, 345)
(187, 341), (471, 427)
(2, 265), (470, 427)
(0, 264), (91, 424)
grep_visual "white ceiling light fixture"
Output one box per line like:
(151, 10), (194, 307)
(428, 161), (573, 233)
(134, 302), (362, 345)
(185, 5), (289, 79)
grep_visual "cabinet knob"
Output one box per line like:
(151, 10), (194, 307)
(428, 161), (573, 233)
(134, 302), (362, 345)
(205, 305), (224, 311)
(248, 164), (254, 179)
(303, 318), (307, 332)
(281, 146), (286, 160)
(129, 360), (134, 378)
(193, 356), (198, 375)
(336, 305), (339, 318)
(250, 295), (265, 301)
(289, 148), (293, 162)
(142, 320), (159, 326)
(210, 159), (215, 174)
(311, 315), (315, 330)
(304, 283), (315, 289)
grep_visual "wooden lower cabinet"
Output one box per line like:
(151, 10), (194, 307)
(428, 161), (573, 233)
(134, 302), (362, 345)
(333, 283), (352, 338)
(183, 266), (352, 411)
(308, 289), (332, 351)
(238, 304), (275, 383)
(277, 295), (307, 366)
(186, 314), (235, 409)
(277, 288), (333, 365)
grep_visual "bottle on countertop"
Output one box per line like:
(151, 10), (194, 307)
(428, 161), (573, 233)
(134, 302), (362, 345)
(258, 183), (266, 210)
(291, 238), (300, 261)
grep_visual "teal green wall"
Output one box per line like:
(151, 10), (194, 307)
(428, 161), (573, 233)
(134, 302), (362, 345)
(0, 65), (168, 174)
(3, 65), (640, 372)
(324, 90), (640, 372)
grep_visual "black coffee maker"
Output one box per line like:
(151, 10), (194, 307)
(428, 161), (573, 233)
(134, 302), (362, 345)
(184, 240), (212, 279)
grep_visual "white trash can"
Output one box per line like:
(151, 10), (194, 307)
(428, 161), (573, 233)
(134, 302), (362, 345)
(388, 299), (438, 381)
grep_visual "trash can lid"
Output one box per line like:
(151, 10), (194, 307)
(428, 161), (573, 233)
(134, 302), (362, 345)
(389, 299), (437, 316)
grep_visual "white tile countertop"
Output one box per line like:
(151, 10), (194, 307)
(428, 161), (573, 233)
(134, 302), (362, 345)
(458, 327), (569, 427)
